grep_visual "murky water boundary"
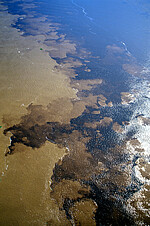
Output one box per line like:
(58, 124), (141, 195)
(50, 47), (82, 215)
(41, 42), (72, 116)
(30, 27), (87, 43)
(0, 0), (150, 225)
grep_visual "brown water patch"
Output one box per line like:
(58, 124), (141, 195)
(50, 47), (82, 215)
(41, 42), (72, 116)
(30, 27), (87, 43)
(72, 79), (102, 92)
(102, 44), (127, 65)
(129, 139), (141, 147)
(137, 116), (150, 125)
(108, 101), (113, 107)
(123, 63), (143, 77)
(69, 199), (97, 226)
(53, 57), (83, 78)
(99, 117), (113, 127)
(127, 184), (150, 225)
(93, 110), (101, 114)
(4, 120), (72, 155)
(78, 48), (91, 59)
(46, 39), (76, 59)
(42, 28), (78, 60)
(82, 118), (112, 137)
(20, 97), (77, 125)
(49, 180), (97, 225)
(140, 165), (150, 180)
(84, 68), (91, 72)
(0, 6), (79, 225)
(122, 121), (130, 126)
(113, 122), (124, 133)
(121, 92), (135, 105)
(107, 44), (125, 54)
(21, 3), (37, 10)
(84, 121), (100, 129)
(127, 139), (145, 153)
(50, 180), (91, 209)
(58, 57), (83, 71)
(0, 141), (69, 225)
(71, 92), (104, 117)
(51, 130), (96, 182)
(97, 94), (107, 106)
(102, 44), (145, 82)
(17, 16), (55, 36)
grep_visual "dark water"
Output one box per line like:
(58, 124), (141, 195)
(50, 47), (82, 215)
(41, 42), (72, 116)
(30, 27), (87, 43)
(2, 0), (150, 225)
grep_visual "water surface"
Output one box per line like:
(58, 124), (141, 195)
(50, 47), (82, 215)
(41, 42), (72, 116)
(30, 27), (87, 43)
(0, 0), (150, 225)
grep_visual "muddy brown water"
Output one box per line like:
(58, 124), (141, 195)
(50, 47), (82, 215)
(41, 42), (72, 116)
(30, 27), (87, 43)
(0, 6), (76, 225)
(0, 1), (150, 225)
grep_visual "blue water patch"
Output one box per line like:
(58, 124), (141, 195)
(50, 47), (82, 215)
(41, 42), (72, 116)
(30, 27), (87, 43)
(73, 0), (150, 62)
